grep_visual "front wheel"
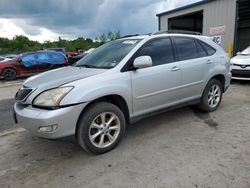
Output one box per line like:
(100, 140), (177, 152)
(76, 102), (126, 154)
(199, 79), (223, 112)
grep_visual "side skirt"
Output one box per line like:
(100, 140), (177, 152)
(130, 98), (200, 124)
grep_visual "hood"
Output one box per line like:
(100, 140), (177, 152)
(23, 66), (107, 89)
(231, 55), (250, 65)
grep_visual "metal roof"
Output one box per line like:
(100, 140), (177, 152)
(156, 0), (216, 17)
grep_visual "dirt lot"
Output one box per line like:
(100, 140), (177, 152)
(0, 80), (250, 188)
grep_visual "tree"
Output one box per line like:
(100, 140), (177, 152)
(0, 33), (106, 55)
(98, 30), (121, 43)
(114, 31), (121, 39)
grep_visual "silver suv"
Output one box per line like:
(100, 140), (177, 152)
(14, 32), (231, 154)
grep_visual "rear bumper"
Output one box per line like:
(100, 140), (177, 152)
(224, 72), (231, 92)
(14, 102), (87, 139)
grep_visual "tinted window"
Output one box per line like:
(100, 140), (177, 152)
(136, 38), (174, 66)
(174, 37), (199, 61)
(199, 41), (216, 56)
(0, 57), (4, 61)
(196, 40), (208, 57)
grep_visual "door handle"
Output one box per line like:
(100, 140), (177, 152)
(171, 66), (180, 71)
(206, 60), (213, 64)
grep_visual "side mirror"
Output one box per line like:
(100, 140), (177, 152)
(133, 56), (152, 70)
(16, 57), (22, 63)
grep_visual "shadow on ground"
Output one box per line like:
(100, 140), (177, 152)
(0, 98), (16, 131)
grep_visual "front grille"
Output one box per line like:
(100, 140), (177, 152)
(231, 69), (250, 78)
(233, 64), (250, 68)
(15, 87), (33, 101)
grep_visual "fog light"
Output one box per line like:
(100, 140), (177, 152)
(38, 124), (58, 133)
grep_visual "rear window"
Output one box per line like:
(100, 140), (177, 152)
(199, 40), (216, 56)
(196, 40), (208, 57)
(174, 37), (199, 61)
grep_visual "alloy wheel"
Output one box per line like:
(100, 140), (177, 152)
(208, 84), (221, 108)
(88, 112), (121, 148)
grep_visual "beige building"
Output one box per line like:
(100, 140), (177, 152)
(156, 0), (250, 56)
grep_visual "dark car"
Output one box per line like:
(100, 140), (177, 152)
(68, 52), (88, 64)
(0, 51), (68, 80)
(68, 48), (95, 64)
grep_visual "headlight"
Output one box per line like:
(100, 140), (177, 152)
(33, 87), (73, 107)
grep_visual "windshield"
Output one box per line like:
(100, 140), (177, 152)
(241, 46), (250, 55)
(75, 39), (141, 69)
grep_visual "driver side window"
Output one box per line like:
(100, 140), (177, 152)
(135, 37), (175, 66)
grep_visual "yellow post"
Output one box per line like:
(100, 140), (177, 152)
(228, 41), (233, 58)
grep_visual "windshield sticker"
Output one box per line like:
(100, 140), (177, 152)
(122, 40), (138, 45)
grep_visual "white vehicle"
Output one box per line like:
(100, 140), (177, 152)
(231, 46), (250, 80)
(85, 48), (95, 54)
(0, 56), (11, 62)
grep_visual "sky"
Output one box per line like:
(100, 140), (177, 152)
(0, 0), (201, 42)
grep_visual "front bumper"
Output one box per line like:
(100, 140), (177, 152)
(14, 102), (88, 139)
(231, 65), (250, 80)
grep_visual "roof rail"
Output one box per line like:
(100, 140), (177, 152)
(120, 34), (140, 38)
(120, 33), (154, 39)
(153, 30), (202, 36)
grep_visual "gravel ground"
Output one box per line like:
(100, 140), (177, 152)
(0, 80), (250, 188)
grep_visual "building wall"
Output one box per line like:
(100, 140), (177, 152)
(159, 0), (237, 54)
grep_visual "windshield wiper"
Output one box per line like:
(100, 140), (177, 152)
(77, 64), (96, 68)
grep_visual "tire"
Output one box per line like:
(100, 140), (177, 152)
(199, 79), (223, 112)
(76, 102), (126, 154)
(2, 68), (17, 80)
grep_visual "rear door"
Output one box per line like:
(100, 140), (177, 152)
(173, 37), (214, 100)
(130, 37), (182, 117)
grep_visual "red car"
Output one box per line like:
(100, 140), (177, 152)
(0, 51), (68, 80)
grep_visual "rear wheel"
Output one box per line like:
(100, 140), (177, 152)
(199, 79), (223, 112)
(2, 68), (17, 80)
(76, 102), (126, 154)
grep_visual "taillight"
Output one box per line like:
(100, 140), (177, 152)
(64, 57), (68, 64)
(16, 57), (22, 63)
